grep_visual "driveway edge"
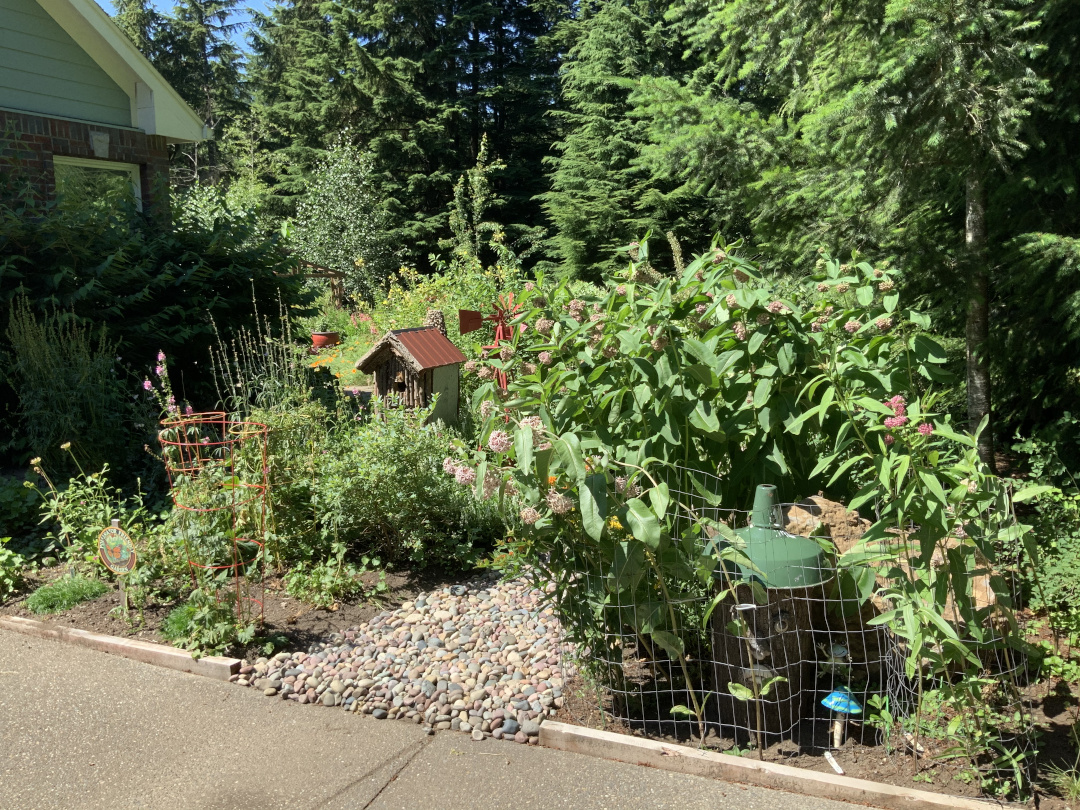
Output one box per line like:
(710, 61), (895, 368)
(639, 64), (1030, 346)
(0, 615), (241, 680)
(539, 720), (1013, 810)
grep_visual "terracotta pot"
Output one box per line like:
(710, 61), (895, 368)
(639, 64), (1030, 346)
(311, 331), (341, 348)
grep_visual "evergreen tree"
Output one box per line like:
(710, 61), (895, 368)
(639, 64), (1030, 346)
(155, 0), (248, 183)
(249, 0), (567, 267)
(540, 1), (674, 282)
(632, 0), (1048, 464)
(112, 0), (162, 55)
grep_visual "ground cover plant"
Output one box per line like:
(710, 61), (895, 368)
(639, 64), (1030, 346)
(24, 575), (108, 614)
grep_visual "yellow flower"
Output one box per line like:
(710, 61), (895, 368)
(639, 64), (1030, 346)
(608, 517), (623, 531)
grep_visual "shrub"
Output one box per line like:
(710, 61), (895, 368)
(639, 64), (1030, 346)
(26, 449), (164, 570)
(4, 299), (149, 474)
(25, 574), (107, 614)
(0, 173), (306, 455)
(449, 234), (1041, 792)
(314, 405), (501, 567)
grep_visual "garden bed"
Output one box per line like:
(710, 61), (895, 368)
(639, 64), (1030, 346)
(555, 661), (1080, 809)
(0, 564), (461, 661)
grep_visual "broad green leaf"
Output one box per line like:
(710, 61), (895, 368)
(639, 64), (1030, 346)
(649, 482), (670, 521)
(1013, 484), (1057, 503)
(651, 630), (684, 659)
(777, 343), (794, 374)
(727, 682), (754, 701)
(626, 497), (662, 550)
(856, 285), (874, 306)
(579, 473), (607, 540)
(555, 433), (586, 481)
(748, 329), (766, 355)
(753, 377), (772, 408)
(514, 425), (534, 473)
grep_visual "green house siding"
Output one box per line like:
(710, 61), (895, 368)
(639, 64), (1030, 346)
(0, 0), (131, 126)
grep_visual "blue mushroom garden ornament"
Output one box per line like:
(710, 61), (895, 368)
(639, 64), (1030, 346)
(822, 686), (862, 749)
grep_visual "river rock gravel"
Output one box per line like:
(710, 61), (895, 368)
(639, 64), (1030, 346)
(233, 575), (574, 743)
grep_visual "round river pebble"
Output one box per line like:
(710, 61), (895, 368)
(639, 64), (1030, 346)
(235, 575), (573, 744)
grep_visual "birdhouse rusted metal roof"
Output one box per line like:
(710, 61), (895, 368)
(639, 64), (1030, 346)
(356, 327), (467, 374)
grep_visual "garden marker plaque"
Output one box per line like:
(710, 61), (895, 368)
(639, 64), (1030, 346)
(98, 520), (136, 575)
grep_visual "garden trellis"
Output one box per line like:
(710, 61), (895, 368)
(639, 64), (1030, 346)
(159, 411), (269, 623)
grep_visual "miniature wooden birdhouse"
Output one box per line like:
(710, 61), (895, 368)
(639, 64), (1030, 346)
(355, 325), (467, 423)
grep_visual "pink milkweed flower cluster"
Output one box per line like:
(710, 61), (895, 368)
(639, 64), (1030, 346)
(884, 415), (908, 428)
(726, 293), (737, 309)
(885, 395), (906, 416)
(733, 321), (748, 341)
(567, 299), (587, 321)
(155, 364), (165, 377)
(535, 318), (554, 335)
(520, 506), (540, 525)
(499, 346), (515, 361)
(142, 379), (153, 391)
(766, 300), (787, 314)
(482, 469), (501, 499)
(546, 488), (573, 515)
(917, 423), (933, 436)
(696, 303), (708, 316)
(843, 320), (860, 334)
(488, 430), (512, 454)
(884, 434), (895, 445)
(455, 465), (477, 486)
(616, 285), (627, 296)
(521, 415), (544, 443)
(538, 351), (553, 366)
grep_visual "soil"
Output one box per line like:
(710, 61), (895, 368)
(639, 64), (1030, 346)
(559, 670), (1080, 808)
(0, 564), (464, 662)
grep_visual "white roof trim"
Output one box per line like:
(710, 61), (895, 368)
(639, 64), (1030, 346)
(34, 0), (206, 143)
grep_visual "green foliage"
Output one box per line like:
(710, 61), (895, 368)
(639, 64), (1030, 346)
(0, 175), (305, 433)
(0, 473), (42, 544)
(283, 549), (385, 608)
(0, 536), (25, 601)
(314, 405), (501, 567)
(26, 449), (163, 571)
(24, 575), (108, 614)
(1011, 415), (1080, 625)
(289, 138), (397, 302)
(4, 299), (147, 474)
(451, 233), (1036, 788)
(160, 585), (255, 656)
(541, 1), (686, 281)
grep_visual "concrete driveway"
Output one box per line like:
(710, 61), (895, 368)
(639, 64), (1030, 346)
(0, 630), (856, 810)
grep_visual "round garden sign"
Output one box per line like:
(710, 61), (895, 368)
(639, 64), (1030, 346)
(98, 522), (136, 575)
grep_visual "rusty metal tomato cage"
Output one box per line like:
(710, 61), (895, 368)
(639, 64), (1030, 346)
(159, 411), (269, 623)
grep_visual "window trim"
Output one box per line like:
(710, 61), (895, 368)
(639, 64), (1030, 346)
(52, 155), (142, 210)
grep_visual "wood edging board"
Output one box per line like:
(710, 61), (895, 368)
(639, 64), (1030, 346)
(0, 615), (241, 681)
(539, 720), (1017, 810)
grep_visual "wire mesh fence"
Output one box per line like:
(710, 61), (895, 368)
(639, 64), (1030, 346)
(531, 466), (1035, 783)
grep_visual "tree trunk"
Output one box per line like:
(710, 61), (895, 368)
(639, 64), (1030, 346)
(965, 171), (995, 469)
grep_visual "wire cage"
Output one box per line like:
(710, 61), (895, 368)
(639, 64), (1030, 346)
(537, 466), (1035, 781)
(158, 411), (269, 622)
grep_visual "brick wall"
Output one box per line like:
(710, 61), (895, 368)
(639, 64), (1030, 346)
(0, 108), (171, 211)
